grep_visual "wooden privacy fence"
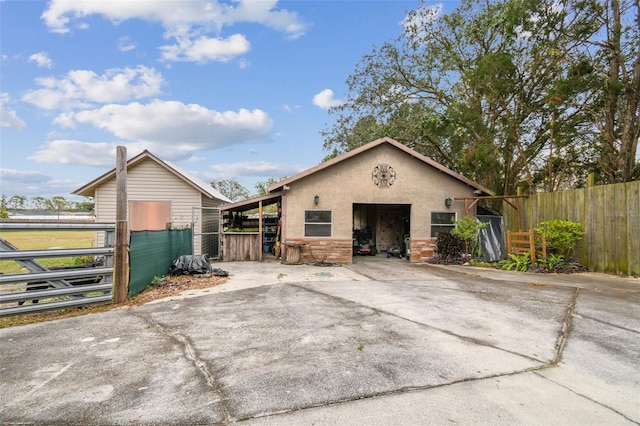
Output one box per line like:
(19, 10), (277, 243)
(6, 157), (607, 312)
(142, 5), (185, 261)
(503, 180), (640, 276)
(506, 230), (547, 263)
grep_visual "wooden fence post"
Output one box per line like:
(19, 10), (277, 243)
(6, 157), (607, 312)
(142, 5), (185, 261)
(114, 146), (128, 304)
(528, 230), (535, 263)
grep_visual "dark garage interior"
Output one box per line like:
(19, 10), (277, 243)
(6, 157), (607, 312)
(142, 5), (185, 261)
(353, 204), (411, 258)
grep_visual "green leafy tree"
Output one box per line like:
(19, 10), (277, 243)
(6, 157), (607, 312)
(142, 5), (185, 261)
(254, 177), (288, 196)
(0, 204), (8, 219)
(45, 196), (69, 212)
(74, 198), (95, 212)
(588, 0), (640, 183)
(7, 195), (27, 209)
(323, 0), (626, 195)
(210, 179), (250, 202)
(31, 196), (47, 210)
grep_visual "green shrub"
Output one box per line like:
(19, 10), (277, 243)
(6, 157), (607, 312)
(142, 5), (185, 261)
(451, 217), (489, 254)
(534, 219), (585, 257)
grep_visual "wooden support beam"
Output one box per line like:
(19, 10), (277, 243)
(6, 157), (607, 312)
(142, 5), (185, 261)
(454, 195), (528, 230)
(258, 201), (263, 261)
(114, 146), (128, 304)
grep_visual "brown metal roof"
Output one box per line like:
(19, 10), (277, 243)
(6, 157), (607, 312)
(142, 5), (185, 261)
(267, 136), (493, 195)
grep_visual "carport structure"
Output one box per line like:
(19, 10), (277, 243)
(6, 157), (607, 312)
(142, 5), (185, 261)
(220, 192), (283, 261)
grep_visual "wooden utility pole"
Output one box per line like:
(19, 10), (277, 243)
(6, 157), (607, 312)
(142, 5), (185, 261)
(114, 146), (128, 303)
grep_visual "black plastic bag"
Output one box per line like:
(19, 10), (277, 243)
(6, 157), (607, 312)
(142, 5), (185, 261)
(169, 255), (214, 275)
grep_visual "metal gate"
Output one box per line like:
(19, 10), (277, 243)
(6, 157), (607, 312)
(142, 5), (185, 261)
(192, 206), (221, 259)
(0, 222), (115, 317)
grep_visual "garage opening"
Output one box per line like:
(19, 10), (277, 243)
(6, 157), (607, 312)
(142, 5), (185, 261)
(353, 204), (411, 259)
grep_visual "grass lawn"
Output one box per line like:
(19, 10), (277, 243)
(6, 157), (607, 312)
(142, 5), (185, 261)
(0, 230), (95, 274)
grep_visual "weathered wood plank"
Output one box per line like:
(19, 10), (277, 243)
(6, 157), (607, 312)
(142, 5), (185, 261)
(592, 185), (606, 273)
(223, 233), (260, 261)
(627, 181), (640, 276)
(614, 183), (627, 275)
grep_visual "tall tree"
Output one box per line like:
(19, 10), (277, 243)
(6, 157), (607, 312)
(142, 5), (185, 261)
(7, 195), (27, 209)
(323, 0), (616, 195)
(210, 179), (250, 202)
(74, 198), (95, 212)
(46, 196), (69, 211)
(31, 196), (47, 210)
(590, 0), (640, 183)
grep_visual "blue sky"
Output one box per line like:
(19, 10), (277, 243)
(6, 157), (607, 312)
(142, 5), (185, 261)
(0, 0), (446, 202)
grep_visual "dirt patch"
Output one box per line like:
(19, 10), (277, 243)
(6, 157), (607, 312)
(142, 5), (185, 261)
(526, 282), (550, 287)
(125, 274), (226, 305)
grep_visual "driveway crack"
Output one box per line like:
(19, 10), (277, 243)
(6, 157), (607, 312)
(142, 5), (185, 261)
(132, 311), (232, 423)
(533, 372), (639, 424)
(552, 287), (579, 366)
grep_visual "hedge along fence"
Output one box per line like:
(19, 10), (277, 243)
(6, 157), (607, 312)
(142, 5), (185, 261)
(128, 229), (192, 296)
(503, 180), (640, 277)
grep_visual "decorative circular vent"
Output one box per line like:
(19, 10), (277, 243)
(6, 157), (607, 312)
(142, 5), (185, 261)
(372, 163), (396, 188)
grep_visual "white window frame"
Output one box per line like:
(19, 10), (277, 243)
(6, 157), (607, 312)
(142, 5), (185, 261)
(304, 209), (333, 237)
(430, 211), (457, 237)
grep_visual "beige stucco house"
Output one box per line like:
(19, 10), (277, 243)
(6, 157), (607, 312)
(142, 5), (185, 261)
(73, 150), (230, 256)
(222, 137), (491, 263)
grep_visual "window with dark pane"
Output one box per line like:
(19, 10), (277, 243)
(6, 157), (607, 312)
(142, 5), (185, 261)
(305, 210), (332, 237)
(430, 212), (456, 237)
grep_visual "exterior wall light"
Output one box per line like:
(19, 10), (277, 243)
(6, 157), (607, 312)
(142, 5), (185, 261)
(445, 197), (452, 208)
(314, 194), (319, 206)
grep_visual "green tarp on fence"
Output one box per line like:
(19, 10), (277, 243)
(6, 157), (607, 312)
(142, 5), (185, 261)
(128, 229), (192, 296)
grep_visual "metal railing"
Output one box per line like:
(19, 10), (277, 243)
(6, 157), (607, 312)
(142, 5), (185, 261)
(0, 222), (115, 317)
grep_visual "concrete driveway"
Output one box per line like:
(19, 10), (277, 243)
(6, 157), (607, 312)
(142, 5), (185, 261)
(1, 257), (638, 425)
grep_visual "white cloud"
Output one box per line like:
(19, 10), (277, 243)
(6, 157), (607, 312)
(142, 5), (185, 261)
(312, 89), (344, 110)
(160, 33), (250, 63)
(28, 51), (53, 68)
(0, 168), (50, 184)
(48, 100), (273, 160)
(0, 168), (89, 198)
(283, 104), (300, 113)
(221, 0), (307, 39)
(27, 140), (128, 167)
(42, 0), (308, 63)
(22, 65), (164, 110)
(0, 93), (26, 129)
(118, 36), (136, 52)
(205, 160), (306, 180)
